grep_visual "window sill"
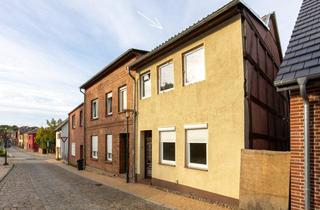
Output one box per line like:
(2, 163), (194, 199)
(159, 88), (174, 94)
(91, 118), (99, 121)
(141, 96), (151, 100)
(105, 113), (112, 117)
(159, 162), (176, 167)
(90, 158), (98, 161)
(105, 160), (112, 164)
(184, 79), (205, 87)
(186, 166), (209, 171)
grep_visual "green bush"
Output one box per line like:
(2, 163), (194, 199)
(0, 147), (4, 157)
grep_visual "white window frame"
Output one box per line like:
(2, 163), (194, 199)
(91, 136), (98, 159)
(106, 92), (112, 116)
(92, 99), (99, 119)
(185, 123), (208, 170)
(119, 86), (127, 112)
(158, 127), (176, 166)
(158, 62), (174, 93)
(106, 134), (112, 161)
(72, 115), (76, 129)
(71, 142), (76, 157)
(141, 72), (151, 99)
(183, 46), (205, 86)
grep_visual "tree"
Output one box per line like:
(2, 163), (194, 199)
(35, 118), (62, 152)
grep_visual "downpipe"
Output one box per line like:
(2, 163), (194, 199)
(297, 77), (310, 210)
(127, 66), (137, 183)
(80, 88), (86, 169)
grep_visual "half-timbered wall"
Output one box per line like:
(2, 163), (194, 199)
(243, 11), (290, 151)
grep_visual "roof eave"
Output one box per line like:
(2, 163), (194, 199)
(274, 74), (320, 91)
(68, 103), (84, 115)
(80, 49), (148, 89)
(129, 0), (271, 71)
(129, 0), (243, 70)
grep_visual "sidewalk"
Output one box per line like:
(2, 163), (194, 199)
(47, 159), (233, 210)
(0, 161), (13, 183)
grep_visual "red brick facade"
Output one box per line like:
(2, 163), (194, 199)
(68, 103), (84, 166)
(83, 52), (145, 180)
(27, 132), (38, 152)
(290, 84), (320, 210)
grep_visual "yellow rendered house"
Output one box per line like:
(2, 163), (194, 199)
(129, 0), (288, 206)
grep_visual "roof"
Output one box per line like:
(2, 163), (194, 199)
(129, 0), (271, 70)
(275, 0), (320, 88)
(80, 48), (148, 89)
(19, 126), (37, 134)
(26, 127), (38, 134)
(55, 119), (68, 131)
(68, 103), (84, 115)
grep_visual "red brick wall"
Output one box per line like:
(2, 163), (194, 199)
(68, 104), (84, 166)
(84, 56), (139, 179)
(290, 84), (320, 210)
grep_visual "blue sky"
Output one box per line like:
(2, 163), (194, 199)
(0, 0), (302, 127)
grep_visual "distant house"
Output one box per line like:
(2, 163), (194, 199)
(129, 0), (289, 205)
(68, 103), (84, 167)
(55, 119), (68, 161)
(274, 0), (320, 209)
(26, 128), (38, 152)
(18, 126), (37, 149)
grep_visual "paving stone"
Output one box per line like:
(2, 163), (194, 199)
(0, 162), (168, 210)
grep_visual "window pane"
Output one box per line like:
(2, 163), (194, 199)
(184, 47), (205, 84)
(105, 135), (112, 161)
(163, 142), (175, 161)
(92, 136), (98, 158)
(107, 93), (112, 115)
(119, 86), (127, 111)
(159, 63), (174, 91)
(123, 88), (127, 109)
(190, 143), (206, 164)
(72, 143), (76, 156)
(142, 73), (151, 98)
(92, 100), (98, 118)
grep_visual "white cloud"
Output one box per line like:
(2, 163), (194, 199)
(0, 0), (303, 126)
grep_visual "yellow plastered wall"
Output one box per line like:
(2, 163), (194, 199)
(135, 15), (244, 199)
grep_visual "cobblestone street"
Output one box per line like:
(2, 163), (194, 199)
(0, 148), (168, 210)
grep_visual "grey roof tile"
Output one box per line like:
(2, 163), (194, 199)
(282, 72), (296, 80)
(275, 0), (320, 86)
(295, 69), (310, 78)
(304, 58), (319, 68)
(312, 51), (320, 58)
(309, 65), (320, 75)
(278, 66), (291, 74)
(290, 63), (305, 71)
